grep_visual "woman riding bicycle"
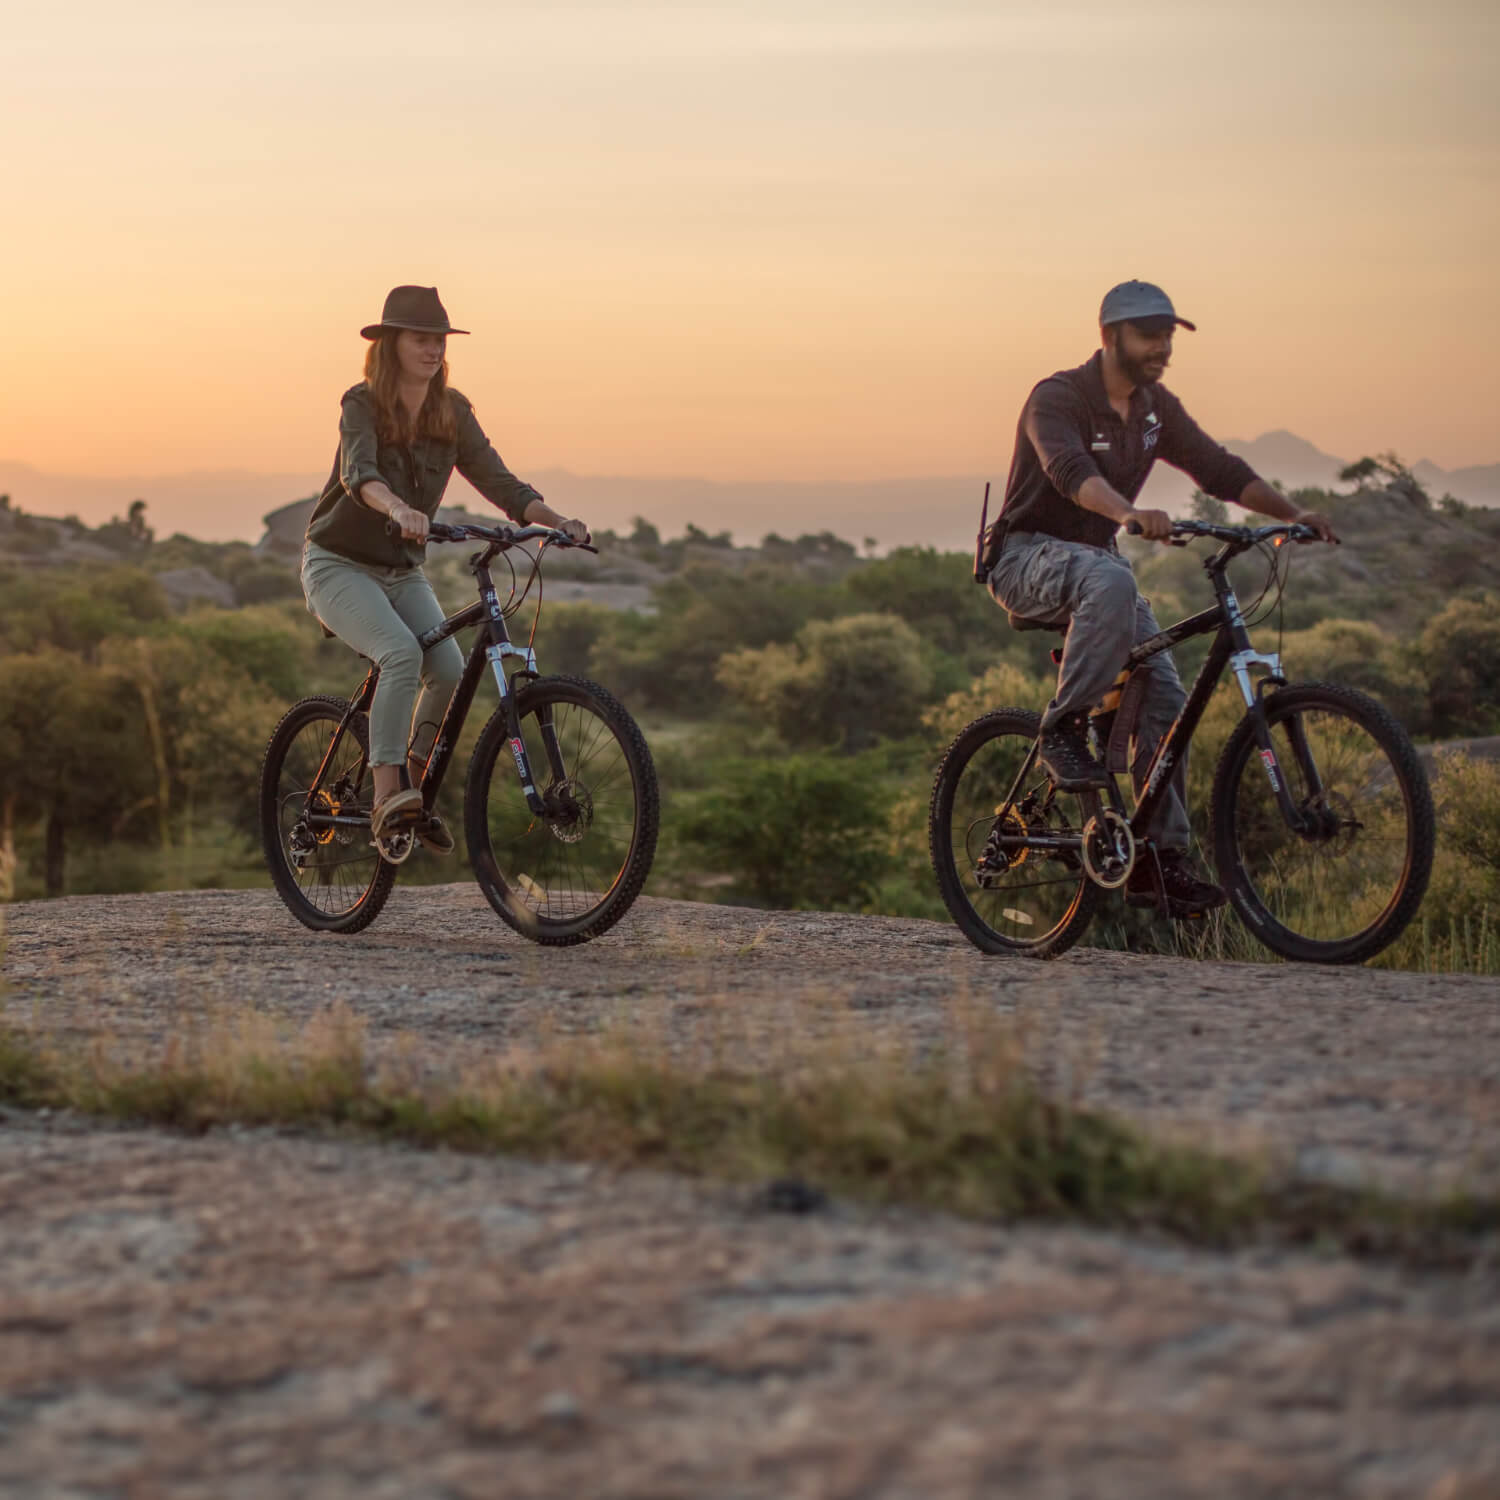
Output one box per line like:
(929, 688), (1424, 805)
(301, 285), (590, 852)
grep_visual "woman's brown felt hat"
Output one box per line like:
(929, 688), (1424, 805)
(360, 285), (470, 340)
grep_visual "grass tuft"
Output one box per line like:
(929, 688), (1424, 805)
(0, 1006), (1494, 1266)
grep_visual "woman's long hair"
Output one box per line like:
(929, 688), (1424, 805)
(363, 332), (458, 446)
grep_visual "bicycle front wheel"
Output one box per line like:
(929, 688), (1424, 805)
(929, 708), (1101, 959)
(259, 695), (395, 934)
(465, 675), (658, 945)
(1211, 681), (1434, 964)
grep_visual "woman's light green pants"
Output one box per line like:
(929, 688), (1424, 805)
(301, 541), (464, 767)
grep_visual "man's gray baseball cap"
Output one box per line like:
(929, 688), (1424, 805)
(1099, 280), (1196, 332)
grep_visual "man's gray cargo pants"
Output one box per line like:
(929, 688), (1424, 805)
(988, 531), (1192, 852)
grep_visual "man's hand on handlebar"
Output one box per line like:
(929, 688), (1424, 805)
(555, 517), (591, 544)
(1293, 509), (1339, 545)
(1124, 507), (1173, 541)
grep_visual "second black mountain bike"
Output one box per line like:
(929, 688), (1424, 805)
(930, 520), (1434, 963)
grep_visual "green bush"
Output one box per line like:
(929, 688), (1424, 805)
(676, 752), (893, 909)
(717, 612), (937, 750)
(1413, 594), (1500, 737)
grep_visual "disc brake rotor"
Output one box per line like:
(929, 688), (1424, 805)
(546, 778), (594, 844)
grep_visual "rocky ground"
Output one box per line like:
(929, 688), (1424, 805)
(2, 886), (1498, 1498)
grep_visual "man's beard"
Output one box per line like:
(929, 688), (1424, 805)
(1114, 339), (1167, 387)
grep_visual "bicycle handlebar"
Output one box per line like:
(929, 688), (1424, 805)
(1124, 518), (1321, 547)
(384, 518), (598, 553)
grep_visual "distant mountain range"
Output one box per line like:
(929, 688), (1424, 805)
(3, 435), (1496, 556)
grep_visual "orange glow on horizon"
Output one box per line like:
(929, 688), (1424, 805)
(1, 1), (1494, 539)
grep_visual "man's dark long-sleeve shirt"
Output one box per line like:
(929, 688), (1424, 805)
(993, 351), (1258, 549)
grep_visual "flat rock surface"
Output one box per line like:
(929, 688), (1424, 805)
(4, 885), (1498, 1190)
(1, 1116), (1497, 1500)
(2, 887), (1498, 1497)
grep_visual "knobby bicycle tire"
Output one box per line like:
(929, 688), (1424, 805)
(260, 695), (396, 934)
(929, 708), (1101, 960)
(465, 675), (658, 945)
(1210, 681), (1434, 964)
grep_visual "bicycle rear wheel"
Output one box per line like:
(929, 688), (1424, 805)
(929, 708), (1100, 959)
(260, 695), (396, 934)
(465, 675), (658, 945)
(1211, 681), (1434, 964)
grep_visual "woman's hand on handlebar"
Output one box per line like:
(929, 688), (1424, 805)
(389, 502), (429, 543)
(1123, 508), (1173, 541)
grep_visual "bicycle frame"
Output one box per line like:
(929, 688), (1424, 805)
(302, 537), (569, 834)
(993, 533), (1313, 858)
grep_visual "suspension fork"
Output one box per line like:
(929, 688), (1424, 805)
(1224, 614), (1309, 832)
(486, 644), (549, 815)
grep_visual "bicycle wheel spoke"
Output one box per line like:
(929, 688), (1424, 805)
(471, 681), (652, 933)
(1217, 689), (1431, 959)
(930, 710), (1097, 955)
(262, 700), (394, 931)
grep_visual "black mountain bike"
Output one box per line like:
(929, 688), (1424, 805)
(930, 520), (1434, 963)
(260, 522), (658, 945)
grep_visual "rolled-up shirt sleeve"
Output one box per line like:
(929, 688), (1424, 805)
(1157, 394), (1258, 502)
(455, 401), (542, 523)
(1024, 378), (1100, 503)
(338, 389), (385, 503)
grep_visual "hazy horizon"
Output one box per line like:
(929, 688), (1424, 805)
(3, 1), (1494, 513)
(5, 426), (1496, 555)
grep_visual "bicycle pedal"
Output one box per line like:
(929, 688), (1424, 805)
(370, 829), (416, 866)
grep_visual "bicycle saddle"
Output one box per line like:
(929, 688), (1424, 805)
(1006, 611), (1068, 635)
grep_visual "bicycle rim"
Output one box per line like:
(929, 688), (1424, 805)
(261, 698), (394, 932)
(930, 709), (1100, 958)
(466, 677), (657, 943)
(1213, 683), (1434, 963)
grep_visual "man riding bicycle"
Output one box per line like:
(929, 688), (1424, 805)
(981, 279), (1338, 917)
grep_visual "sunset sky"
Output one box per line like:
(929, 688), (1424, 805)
(3, 0), (1495, 537)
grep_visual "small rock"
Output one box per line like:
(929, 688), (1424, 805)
(538, 1390), (582, 1424)
(758, 1177), (828, 1215)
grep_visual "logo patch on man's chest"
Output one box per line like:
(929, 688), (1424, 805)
(1143, 410), (1162, 452)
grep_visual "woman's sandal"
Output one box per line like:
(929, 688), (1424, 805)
(370, 786), (424, 839)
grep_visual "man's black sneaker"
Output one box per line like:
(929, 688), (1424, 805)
(415, 811), (455, 856)
(1037, 713), (1109, 791)
(1127, 849), (1227, 916)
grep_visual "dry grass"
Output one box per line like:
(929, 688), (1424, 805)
(1, 992), (1496, 1266)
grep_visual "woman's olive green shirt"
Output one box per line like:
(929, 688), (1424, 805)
(304, 384), (543, 569)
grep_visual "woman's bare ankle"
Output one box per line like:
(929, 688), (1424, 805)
(372, 765), (402, 803)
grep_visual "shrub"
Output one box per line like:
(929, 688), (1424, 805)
(717, 612), (937, 750)
(676, 752), (893, 909)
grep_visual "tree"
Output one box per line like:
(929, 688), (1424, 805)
(628, 516), (661, 549)
(1338, 452), (1429, 509)
(127, 498), (154, 547)
(0, 651), (153, 895)
(1189, 489), (1229, 524)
